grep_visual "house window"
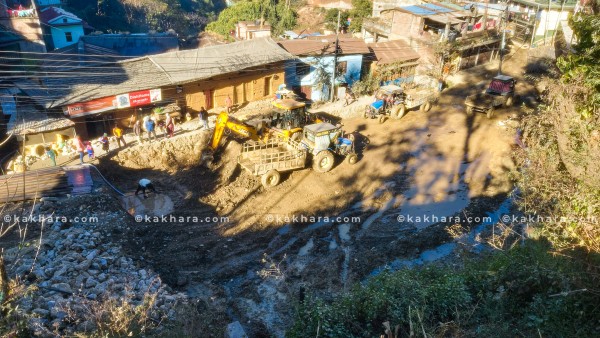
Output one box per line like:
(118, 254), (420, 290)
(65, 32), (73, 42)
(336, 61), (348, 75)
(296, 62), (310, 77)
(63, 18), (67, 23)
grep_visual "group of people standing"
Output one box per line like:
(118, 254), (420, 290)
(55, 109), (208, 167)
(132, 113), (176, 144)
(70, 124), (127, 165)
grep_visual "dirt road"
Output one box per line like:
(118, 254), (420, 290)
(96, 50), (536, 336)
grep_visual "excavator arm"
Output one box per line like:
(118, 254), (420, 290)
(210, 112), (260, 150)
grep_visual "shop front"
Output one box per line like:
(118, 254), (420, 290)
(63, 88), (167, 138)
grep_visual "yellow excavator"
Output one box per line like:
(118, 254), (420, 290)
(209, 112), (263, 150)
(208, 99), (310, 151)
(204, 98), (343, 162)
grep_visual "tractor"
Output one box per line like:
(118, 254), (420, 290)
(300, 123), (358, 173)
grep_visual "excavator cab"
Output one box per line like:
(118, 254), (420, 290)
(270, 99), (307, 139)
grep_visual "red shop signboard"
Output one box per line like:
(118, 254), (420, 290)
(64, 96), (117, 117)
(116, 89), (162, 109)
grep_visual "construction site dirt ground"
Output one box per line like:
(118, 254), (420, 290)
(89, 48), (539, 336)
(0, 47), (539, 336)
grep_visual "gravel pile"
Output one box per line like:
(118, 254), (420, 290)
(3, 195), (189, 337)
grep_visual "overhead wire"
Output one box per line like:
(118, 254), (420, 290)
(0, 24), (447, 109)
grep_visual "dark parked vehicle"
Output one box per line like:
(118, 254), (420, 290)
(465, 75), (516, 118)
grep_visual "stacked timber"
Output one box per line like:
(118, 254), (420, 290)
(0, 166), (93, 203)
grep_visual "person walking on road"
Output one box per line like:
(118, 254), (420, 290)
(73, 135), (85, 164)
(165, 113), (175, 138)
(86, 141), (95, 160)
(144, 116), (157, 142)
(135, 178), (157, 199)
(45, 146), (56, 166)
(99, 133), (110, 153)
(225, 94), (233, 113)
(199, 106), (209, 129)
(113, 124), (126, 148)
(133, 120), (143, 144)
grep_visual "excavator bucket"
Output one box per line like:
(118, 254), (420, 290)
(201, 149), (214, 162)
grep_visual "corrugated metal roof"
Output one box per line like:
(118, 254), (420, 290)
(44, 57), (171, 108)
(278, 36), (370, 56)
(38, 6), (81, 24)
(148, 37), (295, 85)
(7, 104), (74, 135)
(440, 2), (468, 11)
(421, 3), (454, 13)
(368, 40), (420, 65)
(36, 37), (295, 108)
(402, 5), (437, 16)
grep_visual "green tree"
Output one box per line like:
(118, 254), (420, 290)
(515, 13), (600, 252)
(206, 0), (296, 39)
(324, 9), (349, 32)
(349, 0), (372, 32)
(67, 0), (223, 37)
(556, 14), (600, 115)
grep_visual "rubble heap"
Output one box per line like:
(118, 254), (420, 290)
(3, 195), (189, 336)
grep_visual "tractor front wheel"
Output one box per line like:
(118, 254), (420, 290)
(346, 153), (358, 165)
(313, 150), (335, 173)
(392, 105), (406, 119)
(486, 107), (495, 119)
(466, 106), (474, 116)
(378, 115), (387, 124)
(261, 169), (281, 188)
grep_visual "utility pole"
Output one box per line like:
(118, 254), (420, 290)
(498, 2), (510, 75)
(552, 0), (565, 45)
(529, 4), (540, 48)
(331, 10), (341, 102)
(483, 0), (489, 31)
(544, 0), (551, 45)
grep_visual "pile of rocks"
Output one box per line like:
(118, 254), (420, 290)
(3, 195), (189, 336)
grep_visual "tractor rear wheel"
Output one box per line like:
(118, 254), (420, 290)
(261, 170), (281, 188)
(346, 153), (358, 165)
(423, 101), (432, 112)
(313, 150), (335, 173)
(505, 95), (514, 107)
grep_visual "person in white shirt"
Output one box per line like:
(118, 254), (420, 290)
(135, 178), (157, 198)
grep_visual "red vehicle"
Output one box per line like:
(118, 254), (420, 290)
(465, 75), (516, 118)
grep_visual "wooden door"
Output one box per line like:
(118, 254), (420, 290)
(204, 90), (214, 109)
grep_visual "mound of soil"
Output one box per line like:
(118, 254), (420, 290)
(111, 131), (211, 172)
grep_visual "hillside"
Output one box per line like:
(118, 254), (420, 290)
(64, 0), (227, 41)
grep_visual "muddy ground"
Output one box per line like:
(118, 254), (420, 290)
(85, 48), (539, 336)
